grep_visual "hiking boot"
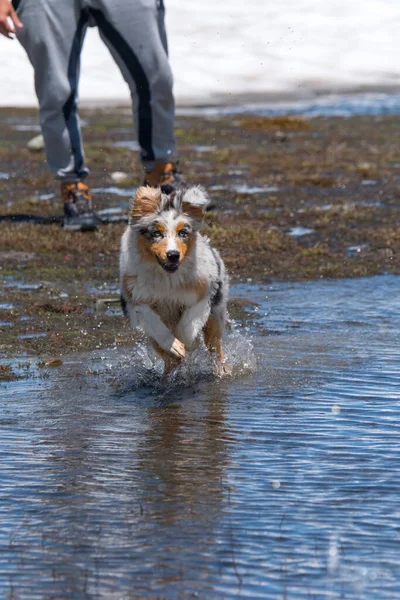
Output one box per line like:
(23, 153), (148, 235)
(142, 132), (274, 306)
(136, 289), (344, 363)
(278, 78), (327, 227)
(143, 161), (184, 193)
(61, 181), (98, 231)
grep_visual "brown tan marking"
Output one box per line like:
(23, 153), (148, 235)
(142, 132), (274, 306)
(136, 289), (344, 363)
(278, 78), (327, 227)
(175, 220), (195, 261)
(176, 221), (187, 233)
(129, 186), (161, 219)
(156, 222), (166, 234)
(136, 235), (168, 264)
(203, 315), (224, 361)
(151, 238), (168, 262)
(181, 202), (204, 221)
(181, 277), (209, 301)
(176, 239), (188, 260)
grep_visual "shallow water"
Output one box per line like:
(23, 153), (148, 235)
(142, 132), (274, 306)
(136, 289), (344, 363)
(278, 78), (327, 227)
(177, 92), (400, 118)
(92, 187), (135, 198)
(287, 226), (315, 238)
(1, 275), (399, 599)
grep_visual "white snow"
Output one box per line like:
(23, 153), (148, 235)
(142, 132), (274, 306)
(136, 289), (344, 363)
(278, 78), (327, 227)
(1, 0), (400, 107)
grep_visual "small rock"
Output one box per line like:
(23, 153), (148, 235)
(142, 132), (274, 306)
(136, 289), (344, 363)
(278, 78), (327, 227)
(345, 244), (370, 257)
(356, 162), (376, 178)
(27, 134), (44, 152)
(96, 298), (121, 313)
(288, 226), (315, 238)
(111, 171), (129, 184)
(45, 358), (63, 367)
(274, 130), (288, 142)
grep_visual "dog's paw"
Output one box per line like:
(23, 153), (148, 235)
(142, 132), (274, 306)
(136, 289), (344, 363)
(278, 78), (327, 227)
(213, 360), (232, 378)
(170, 338), (186, 360)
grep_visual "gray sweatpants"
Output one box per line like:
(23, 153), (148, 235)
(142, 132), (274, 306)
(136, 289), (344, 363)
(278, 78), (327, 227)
(14, 0), (176, 181)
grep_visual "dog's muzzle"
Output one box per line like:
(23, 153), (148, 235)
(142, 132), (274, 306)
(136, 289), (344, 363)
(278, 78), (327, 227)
(158, 250), (180, 273)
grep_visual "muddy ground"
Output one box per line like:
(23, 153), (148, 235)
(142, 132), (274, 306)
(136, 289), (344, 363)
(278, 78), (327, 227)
(1, 106), (399, 371)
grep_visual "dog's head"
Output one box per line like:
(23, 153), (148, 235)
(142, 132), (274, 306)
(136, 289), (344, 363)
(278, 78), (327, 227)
(129, 185), (209, 273)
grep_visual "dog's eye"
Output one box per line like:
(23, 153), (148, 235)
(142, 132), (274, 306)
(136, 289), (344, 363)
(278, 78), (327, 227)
(178, 230), (188, 239)
(151, 230), (163, 240)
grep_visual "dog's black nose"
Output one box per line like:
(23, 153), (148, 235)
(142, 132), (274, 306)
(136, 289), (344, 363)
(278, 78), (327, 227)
(166, 250), (180, 263)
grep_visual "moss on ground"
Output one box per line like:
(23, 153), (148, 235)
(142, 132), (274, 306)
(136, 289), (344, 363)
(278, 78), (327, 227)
(1, 107), (400, 365)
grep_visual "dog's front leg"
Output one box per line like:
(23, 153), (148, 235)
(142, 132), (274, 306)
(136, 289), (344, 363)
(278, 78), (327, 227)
(134, 305), (185, 360)
(175, 298), (211, 350)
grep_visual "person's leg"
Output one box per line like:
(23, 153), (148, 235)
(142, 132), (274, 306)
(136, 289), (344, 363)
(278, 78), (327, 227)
(88, 0), (177, 185)
(14, 0), (97, 230)
(14, 0), (89, 182)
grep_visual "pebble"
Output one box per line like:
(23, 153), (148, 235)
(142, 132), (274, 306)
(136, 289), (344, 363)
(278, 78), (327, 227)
(27, 134), (44, 151)
(110, 171), (129, 184)
(45, 358), (63, 367)
(96, 298), (120, 313)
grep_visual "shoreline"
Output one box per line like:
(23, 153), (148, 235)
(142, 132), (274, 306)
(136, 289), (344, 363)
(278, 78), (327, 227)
(3, 87), (400, 112)
(1, 106), (400, 364)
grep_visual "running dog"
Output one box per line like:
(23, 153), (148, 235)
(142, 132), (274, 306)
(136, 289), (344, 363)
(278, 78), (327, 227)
(120, 185), (229, 377)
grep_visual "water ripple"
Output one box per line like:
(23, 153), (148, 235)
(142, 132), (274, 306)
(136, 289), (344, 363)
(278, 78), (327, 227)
(0, 275), (399, 598)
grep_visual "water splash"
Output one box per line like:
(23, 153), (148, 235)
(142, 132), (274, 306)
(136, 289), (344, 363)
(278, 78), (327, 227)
(86, 325), (256, 394)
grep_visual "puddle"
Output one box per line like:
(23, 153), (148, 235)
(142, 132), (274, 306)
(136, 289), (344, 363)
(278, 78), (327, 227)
(0, 303), (15, 310)
(92, 186), (136, 197)
(104, 305), (123, 317)
(96, 206), (126, 216)
(0, 252), (36, 264)
(0, 173), (9, 180)
(1, 275), (399, 599)
(113, 140), (140, 151)
(210, 184), (279, 195)
(33, 193), (56, 201)
(346, 244), (370, 257)
(100, 215), (129, 223)
(87, 282), (119, 295)
(228, 169), (247, 175)
(288, 226), (315, 237)
(18, 332), (48, 340)
(177, 91), (400, 118)
(209, 184), (229, 191)
(300, 200), (383, 213)
(13, 124), (41, 132)
(191, 160), (211, 167)
(192, 145), (217, 152)
(97, 206), (128, 223)
(361, 179), (377, 186)
(3, 117), (37, 125)
(356, 200), (384, 208)
(0, 322), (13, 327)
(4, 281), (43, 290)
(233, 184), (279, 194)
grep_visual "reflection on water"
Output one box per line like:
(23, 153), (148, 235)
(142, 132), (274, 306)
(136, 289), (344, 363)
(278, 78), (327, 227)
(0, 275), (399, 599)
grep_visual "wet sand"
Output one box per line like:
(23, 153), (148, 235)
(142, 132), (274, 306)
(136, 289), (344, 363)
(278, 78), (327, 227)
(1, 107), (400, 364)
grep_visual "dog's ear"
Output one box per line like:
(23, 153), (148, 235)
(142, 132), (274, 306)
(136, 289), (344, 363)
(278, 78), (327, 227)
(181, 186), (209, 224)
(129, 186), (161, 220)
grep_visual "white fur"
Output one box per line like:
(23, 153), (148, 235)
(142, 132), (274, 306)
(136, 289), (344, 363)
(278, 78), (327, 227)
(120, 188), (228, 371)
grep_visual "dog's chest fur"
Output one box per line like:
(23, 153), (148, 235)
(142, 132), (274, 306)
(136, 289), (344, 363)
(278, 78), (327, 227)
(134, 269), (203, 330)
